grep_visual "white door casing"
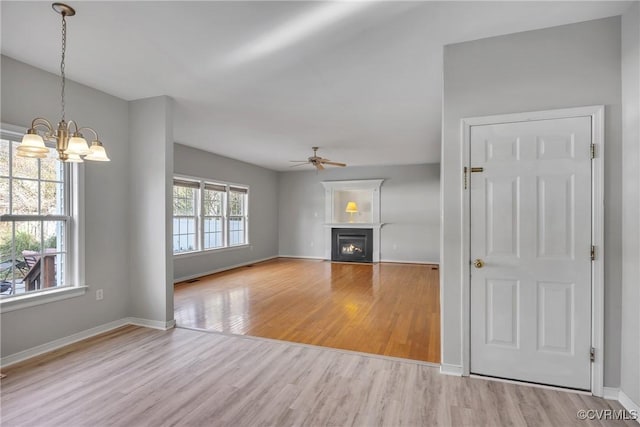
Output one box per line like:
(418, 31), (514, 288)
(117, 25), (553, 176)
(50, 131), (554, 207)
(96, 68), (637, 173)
(458, 105), (605, 397)
(470, 116), (592, 390)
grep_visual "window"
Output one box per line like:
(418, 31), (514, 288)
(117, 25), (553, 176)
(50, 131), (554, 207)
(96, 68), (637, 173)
(172, 177), (248, 255)
(172, 180), (198, 254)
(228, 187), (248, 246)
(1, 131), (72, 298)
(203, 183), (225, 250)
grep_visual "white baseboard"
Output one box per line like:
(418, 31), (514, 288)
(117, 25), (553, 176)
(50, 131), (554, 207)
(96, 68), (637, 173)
(277, 255), (325, 260)
(380, 259), (440, 265)
(1, 317), (176, 368)
(126, 317), (176, 330)
(604, 387), (621, 400)
(279, 255), (440, 265)
(440, 363), (463, 376)
(0, 318), (129, 368)
(618, 389), (640, 424)
(173, 256), (279, 283)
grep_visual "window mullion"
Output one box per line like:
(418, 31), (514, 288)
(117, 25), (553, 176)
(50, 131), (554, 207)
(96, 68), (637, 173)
(65, 163), (71, 287)
(199, 181), (204, 251)
(224, 186), (229, 247)
(8, 141), (13, 215)
(37, 158), (41, 216)
(244, 193), (248, 245)
(10, 221), (16, 295)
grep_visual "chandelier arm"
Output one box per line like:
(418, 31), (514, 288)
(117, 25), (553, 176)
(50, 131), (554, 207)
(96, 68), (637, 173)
(76, 127), (99, 141)
(66, 120), (80, 134)
(31, 117), (54, 130)
(30, 118), (55, 138)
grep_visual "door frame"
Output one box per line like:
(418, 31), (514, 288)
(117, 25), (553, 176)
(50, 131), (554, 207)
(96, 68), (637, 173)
(460, 105), (605, 396)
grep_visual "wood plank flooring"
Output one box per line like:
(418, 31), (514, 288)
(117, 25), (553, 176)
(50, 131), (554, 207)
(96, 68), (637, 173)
(1, 326), (634, 427)
(174, 258), (440, 363)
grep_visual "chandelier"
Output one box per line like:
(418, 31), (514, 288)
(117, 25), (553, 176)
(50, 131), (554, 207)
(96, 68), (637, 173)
(17, 3), (110, 162)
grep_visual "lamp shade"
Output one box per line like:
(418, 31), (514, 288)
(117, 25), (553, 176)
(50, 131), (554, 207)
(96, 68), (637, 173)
(65, 153), (84, 163)
(65, 135), (90, 155)
(84, 141), (110, 162)
(17, 131), (49, 158)
(345, 201), (358, 213)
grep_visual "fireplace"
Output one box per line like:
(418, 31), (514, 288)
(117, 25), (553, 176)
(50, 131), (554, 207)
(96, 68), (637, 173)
(331, 228), (373, 263)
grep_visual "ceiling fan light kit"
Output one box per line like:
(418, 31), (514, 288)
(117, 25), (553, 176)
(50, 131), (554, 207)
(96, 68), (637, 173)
(16, 3), (110, 163)
(289, 147), (346, 171)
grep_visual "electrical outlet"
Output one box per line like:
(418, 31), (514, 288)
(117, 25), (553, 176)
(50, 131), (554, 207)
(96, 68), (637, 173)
(393, 243), (398, 250)
(96, 289), (104, 301)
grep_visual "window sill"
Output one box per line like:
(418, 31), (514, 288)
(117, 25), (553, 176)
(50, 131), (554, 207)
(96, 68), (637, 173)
(0, 286), (89, 314)
(174, 244), (251, 259)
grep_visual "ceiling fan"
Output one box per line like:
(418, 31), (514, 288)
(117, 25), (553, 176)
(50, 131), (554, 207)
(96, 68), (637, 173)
(289, 147), (347, 171)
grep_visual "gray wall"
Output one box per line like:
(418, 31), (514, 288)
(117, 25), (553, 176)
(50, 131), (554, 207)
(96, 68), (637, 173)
(441, 17), (623, 387)
(129, 97), (174, 323)
(173, 144), (279, 281)
(620, 2), (640, 407)
(0, 56), (130, 356)
(278, 164), (440, 263)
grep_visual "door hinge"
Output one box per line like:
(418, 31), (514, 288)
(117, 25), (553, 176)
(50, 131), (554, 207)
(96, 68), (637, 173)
(590, 144), (596, 159)
(464, 167), (468, 190)
(591, 245), (596, 261)
(590, 347), (596, 362)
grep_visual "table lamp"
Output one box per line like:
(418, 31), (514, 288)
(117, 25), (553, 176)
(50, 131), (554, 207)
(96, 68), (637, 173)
(345, 201), (358, 223)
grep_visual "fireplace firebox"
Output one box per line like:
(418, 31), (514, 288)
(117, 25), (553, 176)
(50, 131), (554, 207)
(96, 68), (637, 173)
(331, 228), (373, 263)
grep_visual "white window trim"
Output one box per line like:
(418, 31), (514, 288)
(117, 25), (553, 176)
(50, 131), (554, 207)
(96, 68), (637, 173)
(173, 243), (251, 259)
(0, 286), (88, 313)
(172, 174), (249, 256)
(0, 123), (86, 308)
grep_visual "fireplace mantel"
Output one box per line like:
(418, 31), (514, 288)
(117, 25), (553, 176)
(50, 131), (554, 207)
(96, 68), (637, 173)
(321, 179), (383, 224)
(321, 179), (384, 262)
(324, 223), (384, 229)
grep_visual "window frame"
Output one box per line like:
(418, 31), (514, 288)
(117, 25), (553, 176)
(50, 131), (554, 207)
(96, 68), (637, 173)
(172, 175), (249, 257)
(227, 187), (248, 247)
(202, 183), (226, 250)
(172, 179), (200, 254)
(0, 124), (86, 309)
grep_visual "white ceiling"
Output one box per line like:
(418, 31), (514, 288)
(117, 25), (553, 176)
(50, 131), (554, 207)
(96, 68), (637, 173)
(1, 1), (632, 171)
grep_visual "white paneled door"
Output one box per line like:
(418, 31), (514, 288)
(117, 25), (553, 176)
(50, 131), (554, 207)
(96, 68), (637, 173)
(470, 117), (592, 390)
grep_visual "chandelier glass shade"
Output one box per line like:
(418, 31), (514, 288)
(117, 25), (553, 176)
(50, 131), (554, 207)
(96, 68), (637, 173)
(16, 3), (110, 163)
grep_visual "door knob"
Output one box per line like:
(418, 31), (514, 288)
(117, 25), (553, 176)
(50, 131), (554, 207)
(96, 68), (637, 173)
(473, 259), (484, 268)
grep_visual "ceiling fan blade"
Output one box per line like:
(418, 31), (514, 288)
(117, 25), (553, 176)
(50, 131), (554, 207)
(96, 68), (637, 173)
(289, 160), (308, 163)
(315, 162), (325, 170)
(321, 161), (347, 167)
(289, 163), (309, 168)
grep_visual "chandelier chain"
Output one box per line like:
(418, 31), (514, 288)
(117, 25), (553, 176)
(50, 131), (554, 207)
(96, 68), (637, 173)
(60, 12), (67, 122)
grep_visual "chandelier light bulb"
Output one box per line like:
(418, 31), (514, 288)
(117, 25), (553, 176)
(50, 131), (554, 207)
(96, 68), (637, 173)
(17, 131), (49, 158)
(66, 134), (90, 155)
(84, 140), (110, 162)
(65, 153), (84, 163)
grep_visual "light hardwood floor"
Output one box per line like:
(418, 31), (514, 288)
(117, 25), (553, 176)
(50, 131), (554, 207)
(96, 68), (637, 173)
(0, 326), (634, 427)
(174, 258), (440, 363)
